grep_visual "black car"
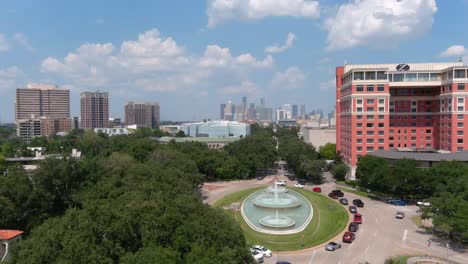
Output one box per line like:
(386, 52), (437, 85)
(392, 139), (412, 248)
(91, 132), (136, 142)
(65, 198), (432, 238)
(348, 222), (359, 232)
(353, 199), (364, 207)
(331, 190), (344, 197)
(339, 198), (348, 205)
(276, 262), (292, 264)
(349, 205), (357, 213)
(297, 178), (306, 185)
(256, 175), (265, 180)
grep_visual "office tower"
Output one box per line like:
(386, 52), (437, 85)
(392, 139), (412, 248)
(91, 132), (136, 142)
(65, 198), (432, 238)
(336, 61), (468, 179)
(16, 84), (70, 120)
(110, 118), (123, 128)
(125, 102), (160, 128)
(247, 103), (256, 120)
(220, 103), (226, 120)
(15, 84), (71, 140)
(300, 104), (306, 119)
(236, 103), (245, 122)
(224, 100), (234, 121)
(256, 106), (273, 121)
(80, 91), (109, 130)
(260, 97), (265, 106)
(281, 104), (292, 119)
(292, 104), (298, 119)
(276, 109), (286, 121)
(72, 117), (79, 130)
(242, 96), (247, 105)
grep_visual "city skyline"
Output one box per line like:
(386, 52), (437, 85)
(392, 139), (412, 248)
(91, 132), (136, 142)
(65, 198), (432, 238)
(0, 1), (467, 122)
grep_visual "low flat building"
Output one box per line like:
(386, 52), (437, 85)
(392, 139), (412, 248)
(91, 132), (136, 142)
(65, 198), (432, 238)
(301, 127), (336, 149)
(155, 137), (239, 149)
(180, 120), (250, 138)
(94, 128), (130, 136)
(369, 149), (468, 168)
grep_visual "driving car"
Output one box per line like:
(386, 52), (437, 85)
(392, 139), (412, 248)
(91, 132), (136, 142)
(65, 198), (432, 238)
(294, 183), (304, 188)
(275, 180), (286, 186)
(342, 231), (356, 243)
(325, 242), (341, 251)
(348, 222), (359, 232)
(388, 199), (407, 206)
(250, 248), (264, 263)
(339, 198), (348, 205)
(354, 213), (363, 224)
(312, 187), (322, 193)
(331, 189), (344, 197)
(328, 192), (339, 199)
(353, 199), (364, 207)
(348, 205), (357, 214)
(253, 245), (272, 257)
(395, 211), (405, 219)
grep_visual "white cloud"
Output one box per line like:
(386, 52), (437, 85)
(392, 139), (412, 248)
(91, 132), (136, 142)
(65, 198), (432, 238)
(40, 28), (273, 94)
(0, 66), (24, 92)
(220, 81), (260, 95)
(271, 67), (306, 90)
(0, 34), (10, 52)
(265, 32), (296, 53)
(319, 78), (335, 91)
(14, 33), (34, 51)
(207, 0), (320, 28)
(325, 0), (437, 50)
(440, 45), (466, 57)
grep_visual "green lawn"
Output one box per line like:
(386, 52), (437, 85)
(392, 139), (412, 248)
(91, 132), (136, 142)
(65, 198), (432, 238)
(411, 215), (424, 228)
(214, 187), (349, 251)
(337, 186), (373, 199)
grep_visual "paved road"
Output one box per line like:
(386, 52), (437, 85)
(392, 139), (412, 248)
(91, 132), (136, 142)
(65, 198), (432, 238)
(202, 171), (468, 264)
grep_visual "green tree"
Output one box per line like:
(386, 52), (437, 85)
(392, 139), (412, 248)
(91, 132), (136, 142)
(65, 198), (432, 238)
(331, 163), (349, 181)
(175, 130), (186, 137)
(319, 143), (337, 160)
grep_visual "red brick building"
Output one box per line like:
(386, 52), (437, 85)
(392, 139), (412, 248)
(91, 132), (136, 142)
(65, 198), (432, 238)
(336, 62), (468, 179)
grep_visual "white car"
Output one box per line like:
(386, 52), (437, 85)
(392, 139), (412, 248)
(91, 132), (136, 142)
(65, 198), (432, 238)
(253, 245), (272, 257)
(294, 183), (304, 188)
(417, 201), (431, 207)
(395, 211), (405, 219)
(275, 180), (286, 186)
(250, 248), (264, 263)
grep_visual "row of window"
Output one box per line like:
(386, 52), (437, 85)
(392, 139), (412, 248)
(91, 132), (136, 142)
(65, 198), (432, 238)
(357, 115), (385, 120)
(356, 84), (385, 92)
(357, 107), (385, 112)
(356, 130), (385, 136)
(389, 136), (432, 141)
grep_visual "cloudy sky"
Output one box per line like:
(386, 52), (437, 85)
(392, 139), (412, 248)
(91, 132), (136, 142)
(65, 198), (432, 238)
(0, 0), (467, 122)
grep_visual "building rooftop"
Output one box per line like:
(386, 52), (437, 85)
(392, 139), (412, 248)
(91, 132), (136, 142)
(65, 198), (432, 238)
(0, 230), (23, 241)
(370, 150), (468, 162)
(154, 137), (240, 144)
(344, 62), (463, 72)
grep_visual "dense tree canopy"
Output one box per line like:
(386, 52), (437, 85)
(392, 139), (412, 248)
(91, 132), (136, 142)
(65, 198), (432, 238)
(319, 143), (337, 160)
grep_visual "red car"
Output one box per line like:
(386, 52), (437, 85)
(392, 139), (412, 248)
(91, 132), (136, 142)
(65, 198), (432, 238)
(312, 187), (322, 193)
(342, 231), (356, 243)
(354, 213), (363, 224)
(328, 192), (339, 199)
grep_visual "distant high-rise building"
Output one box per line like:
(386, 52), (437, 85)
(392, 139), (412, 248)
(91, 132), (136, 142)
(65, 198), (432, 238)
(236, 103), (245, 122)
(292, 104), (298, 119)
(247, 103), (256, 120)
(242, 96), (247, 105)
(16, 84), (70, 120)
(276, 109), (286, 121)
(256, 106), (273, 121)
(281, 104), (292, 119)
(300, 104), (306, 119)
(80, 91), (109, 130)
(224, 101), (234, 121)
(15, 84), (71, 140)
(125, 102), (160, 128)
(220, 103), (226, 120)
(260, 97), (265, 106)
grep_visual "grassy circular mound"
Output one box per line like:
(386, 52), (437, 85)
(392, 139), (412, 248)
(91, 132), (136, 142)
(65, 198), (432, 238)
(214, 187), (349, 251)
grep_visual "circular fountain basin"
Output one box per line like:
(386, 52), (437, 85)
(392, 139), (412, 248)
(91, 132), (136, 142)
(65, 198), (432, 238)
(253, 193), (301, 209)
(259, 215), (296, 229)
(265, 186), (288, 194)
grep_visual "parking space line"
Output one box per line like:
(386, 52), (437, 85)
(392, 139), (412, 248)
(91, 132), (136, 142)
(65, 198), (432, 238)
(403, 229), (408, 241)
(364, 245), (370, 254)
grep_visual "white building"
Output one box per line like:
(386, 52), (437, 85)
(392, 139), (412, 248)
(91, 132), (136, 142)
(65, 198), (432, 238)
(180, 120), (250, 138)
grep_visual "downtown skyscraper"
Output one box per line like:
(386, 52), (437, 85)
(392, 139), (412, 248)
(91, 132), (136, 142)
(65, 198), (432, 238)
(125, 102), (160, 128)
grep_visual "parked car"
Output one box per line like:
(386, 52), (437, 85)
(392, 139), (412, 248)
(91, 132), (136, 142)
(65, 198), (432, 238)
(342, 231), (356, 243)
(353, 199), (364, 207)
(395, 211), (405, 219)
(297, 178), (306, 185)
(328, 192), (339, 199)
(348, 222), (359, 232)
(354, 213), (363, 224)
(331, 190), (344, 197)
(276, 262), (292, 264)
(253, 245), (272, 257)
(339, 198), (348, 205)
(312, 187), (322, 193)
(294, 183), (304, 188)
(275, 180), (286, 186)
(250, 249), (264, 263)
(348, 205), (357, 214)
(388, 199), (407, 206)
(417, 201), (431, 207)
(325, 242), (341, 251)
(256, 175), (265, 180)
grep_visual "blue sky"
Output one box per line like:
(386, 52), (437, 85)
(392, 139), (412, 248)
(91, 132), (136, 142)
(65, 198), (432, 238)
(0, 0), (467, 122)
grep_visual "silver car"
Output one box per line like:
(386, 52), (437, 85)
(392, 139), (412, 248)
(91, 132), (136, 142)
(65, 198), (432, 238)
(395, 211), (405, 219)
(325, 242), (341, 251)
